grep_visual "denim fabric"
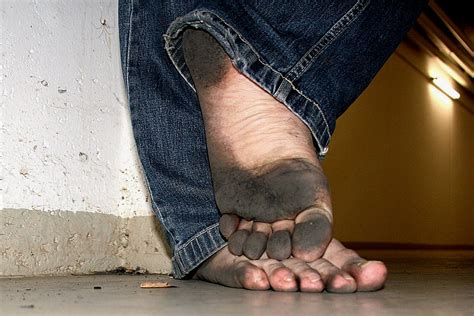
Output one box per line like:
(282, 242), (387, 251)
(119, 0), (426, 278)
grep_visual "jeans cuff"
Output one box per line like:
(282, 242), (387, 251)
(172, 223), (226, 279)
(164, 10), (331, 158)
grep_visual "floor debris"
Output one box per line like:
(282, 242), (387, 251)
(139, 281), (173, 289)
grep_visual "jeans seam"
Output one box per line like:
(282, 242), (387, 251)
(286, 0), (371, 81)
(125, 0), (133, 97)
(163, 10), (331, 153)
(172, 224), (226, 278)
(175, 222), (221, 252)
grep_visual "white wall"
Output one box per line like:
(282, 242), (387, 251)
(1, 0), (152, 218)
(1, 1), (172, 276)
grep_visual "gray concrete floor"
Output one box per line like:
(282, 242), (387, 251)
(1, 251), (473, 316)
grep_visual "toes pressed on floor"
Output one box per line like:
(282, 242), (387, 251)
(283, 259), (324, 293)
(299, 276), (325, 293)
(308, 258), (356, 293)
(235, 262), (270, 290)
(344, 261), (388, 292)
(254, 260), (298, 292)
(326, 274), (357, 293)
(197, 240), (388, 293)
(268, 266), (298, 292)
(272, 270), (298, 292)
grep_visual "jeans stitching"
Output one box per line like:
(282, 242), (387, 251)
(287, 0), (370, 81)
(175, 222), (221, 252)
(163, 10), (331, 151)
(200, 11), (333, 149)
(173, 225), (226, 278)
(125, 0), (133, 97)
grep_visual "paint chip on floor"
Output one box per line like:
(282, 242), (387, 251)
(140, 281), (173, 288)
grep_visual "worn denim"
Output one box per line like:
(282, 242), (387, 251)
(119, 0), (426, 278)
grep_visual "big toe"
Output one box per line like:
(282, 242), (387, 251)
(343, 260), (388, 291)
(323, 239), (388, 291)
(292, 209), (332, 262)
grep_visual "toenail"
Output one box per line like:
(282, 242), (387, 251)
(359, 261), (382, 268)
(355, 261), (368, 267)
(284, 275), (294, 282)
(310, 277), (321, 283)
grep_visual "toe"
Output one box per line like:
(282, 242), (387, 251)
(266, 220), (293, 260)
(228, 219), (253, 255)
(253, 260), (298, 292)
(343, 260), (388, 292)
(326, 274), (357, 293)
(266, 230), (292, 260)
(292, 208), (332, 262)
(243, 231), (268, 259)
(234, 261), (271, 290)
(228, 230), (249, 255)
(243, 222), (271, 259)
(282, 259), (324, 292)
(219, 214), (240, 239)
(309, 258), (356, 293)
(195, 247), (270, 290)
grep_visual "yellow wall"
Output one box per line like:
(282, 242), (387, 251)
(323, 43), (474, 246)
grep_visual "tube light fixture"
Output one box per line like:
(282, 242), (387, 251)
(432, 77), (460, 99)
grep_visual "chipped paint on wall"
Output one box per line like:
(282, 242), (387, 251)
(1, 1), (153, 217)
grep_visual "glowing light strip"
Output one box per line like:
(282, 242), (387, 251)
(432, 77), (460, 99)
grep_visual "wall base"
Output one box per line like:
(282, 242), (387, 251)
(0, 209), (172, 276)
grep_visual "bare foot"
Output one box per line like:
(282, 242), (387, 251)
(195, 238), (387, 293)
(183, 29), (332, 262)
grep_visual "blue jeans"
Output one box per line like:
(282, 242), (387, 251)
(118, 0), (426, 278)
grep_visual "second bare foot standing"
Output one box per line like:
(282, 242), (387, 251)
(194, 238), (388, 292)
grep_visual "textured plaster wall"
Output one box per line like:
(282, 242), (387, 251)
(1, 1), (171, 276)
(1, 0), (152, 217)
(0, 209), (171, 276)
